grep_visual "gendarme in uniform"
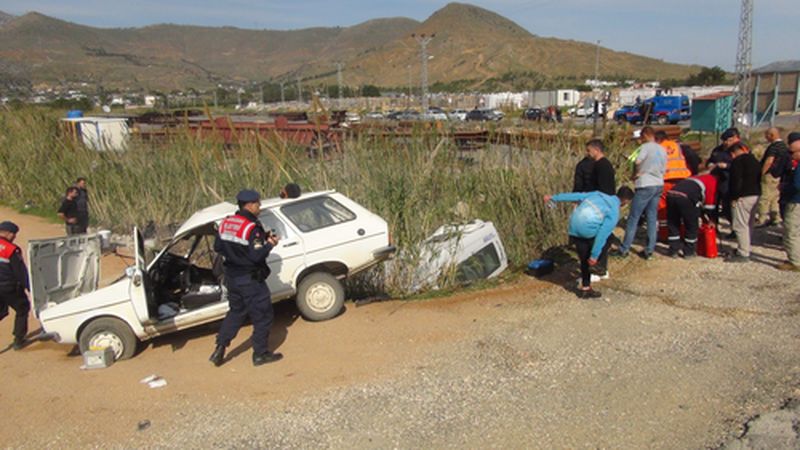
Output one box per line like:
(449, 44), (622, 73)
(0, 221), (30, 350)
(209, 189), (283, 367)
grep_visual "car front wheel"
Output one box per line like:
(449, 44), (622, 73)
(79, 317), (139, 360)
(296, 272), (345, 321)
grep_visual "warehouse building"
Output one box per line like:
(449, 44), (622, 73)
(751, 60), (800, 118)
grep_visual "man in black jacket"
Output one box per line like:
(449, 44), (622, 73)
(727, 143), (762, 262)
(757, 127), (790, 227)
(0, 221), (30, 350)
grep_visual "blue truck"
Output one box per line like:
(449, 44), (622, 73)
(614, 95), (691, 125)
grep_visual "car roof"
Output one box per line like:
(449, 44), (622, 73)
(173, 190), (337, 238)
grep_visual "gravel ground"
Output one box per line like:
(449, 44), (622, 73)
(98, 224), (800, 449)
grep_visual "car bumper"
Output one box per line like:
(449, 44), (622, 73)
(373, 245), (397, 261)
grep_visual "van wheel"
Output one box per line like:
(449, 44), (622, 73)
(296, 272), (344, 321)
(79, 317), (138, 361)
(657, 115), (668, 125)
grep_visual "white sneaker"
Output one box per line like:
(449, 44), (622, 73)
(576, 272), (610, 288)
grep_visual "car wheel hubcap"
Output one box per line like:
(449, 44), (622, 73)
(89, 332), (124, 359)
(306, 282), (336, 313)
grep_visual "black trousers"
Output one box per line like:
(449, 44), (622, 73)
(0, 290), (29, 342)
(666, 194), (700, 255)
(571, 236), (595, 289)
(216, 274), (274, 357)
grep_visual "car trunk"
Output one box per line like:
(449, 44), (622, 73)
(27, 233), (102, 315)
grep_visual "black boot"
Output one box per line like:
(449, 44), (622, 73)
(253, 351), (283, 366)
(209, 345), (225, 367)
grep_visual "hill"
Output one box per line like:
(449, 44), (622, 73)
(0, 4), (699, 91)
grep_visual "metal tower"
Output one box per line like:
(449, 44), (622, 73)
(412, 33), (435, 112)
(733, 0), (754, 127)
(336, 62), (344, 108)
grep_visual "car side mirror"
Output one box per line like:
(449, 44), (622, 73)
(126, 266), (142, 286)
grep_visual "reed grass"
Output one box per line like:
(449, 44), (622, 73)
(0, 108), (634, 295)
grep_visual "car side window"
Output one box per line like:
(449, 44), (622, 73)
(281, 197), (356, 232)
(456, 243), (502, 283)
(258, 210), (290, 239)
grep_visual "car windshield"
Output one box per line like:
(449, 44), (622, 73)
(456, 243), (502, 283)
(281, 196), (356, 232)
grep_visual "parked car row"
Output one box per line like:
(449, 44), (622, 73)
(359, 107), (496, 122)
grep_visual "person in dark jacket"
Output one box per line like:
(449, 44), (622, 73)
(757, 127), (790, 227)
(209, 189), (282, 367)
(280, 183), (302, 199)
(573, 156), (594, 193)
(727, 143), (762, 262)
(679, 142), (701, 175)
(74, 177), (89, 233)
(0, 221), (30, 350)
(57, 187), (82, 235)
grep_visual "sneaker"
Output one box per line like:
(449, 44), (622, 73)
(591, 272), (610, 282)
(576, 288), (602, 299)
(725, 253), (750, 263)
(576, 272), (610, 288)
(610, 249), (629, 258)
(667, 249), (680, 258)
(776, 262), (800, 272)
(639, 250), (653, 260)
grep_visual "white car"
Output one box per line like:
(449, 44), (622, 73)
(448, 109), (468, 121)
(28, 191), (395, 360)
(422, 107), (449, 121)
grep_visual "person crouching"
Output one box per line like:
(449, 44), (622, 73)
(544, 187), (634, 299)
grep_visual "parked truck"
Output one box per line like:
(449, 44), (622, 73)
(614, 95), (691, 125)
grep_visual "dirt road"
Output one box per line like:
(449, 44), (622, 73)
(1, 207), (798, 448)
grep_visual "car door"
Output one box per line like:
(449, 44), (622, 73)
(128, 227), (152, 323)
(259, 209), (306, 299)
(27, 233), (102, 315)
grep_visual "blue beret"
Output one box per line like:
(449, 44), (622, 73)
(236, 189), (261, 203)
(0, 221), (19, 233)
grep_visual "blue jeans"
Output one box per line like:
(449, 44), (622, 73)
(620, 185), (663, 254)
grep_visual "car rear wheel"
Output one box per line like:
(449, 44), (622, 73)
(79, 317), (138, 360)
(657, 115), (668, 125)
(296, 272), (344, 321)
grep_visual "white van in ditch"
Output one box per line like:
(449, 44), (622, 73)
(28, 191), (395, 360)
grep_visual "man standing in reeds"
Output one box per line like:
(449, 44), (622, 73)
(74, 177), (90, 233)
(57, 187), (82, 235)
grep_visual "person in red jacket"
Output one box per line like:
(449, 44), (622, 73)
(665, 173), (718, 258)
(0, 221), (30, 350)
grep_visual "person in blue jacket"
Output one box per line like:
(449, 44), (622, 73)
(544, 187), (634, 299)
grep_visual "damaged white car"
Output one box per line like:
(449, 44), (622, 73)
(28, 191), (395, 360)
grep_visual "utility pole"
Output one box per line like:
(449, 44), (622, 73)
(336, 62), (344, 109)
(412, 33), (435, 112)
(594, 40), (601, 87)
(734, 0), (754, 128)
(259, 84), (264, 105)
(296, 77), (302, 103)
(406, 64), (412, 110)
(593, 39), (602, 137)
(280, 82), (285, 104)
(213, 88), (218, 108)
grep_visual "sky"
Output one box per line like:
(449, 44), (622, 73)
(1, 0), (797, 71)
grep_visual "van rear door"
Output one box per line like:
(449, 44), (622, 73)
(27, 233), (102, 315)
